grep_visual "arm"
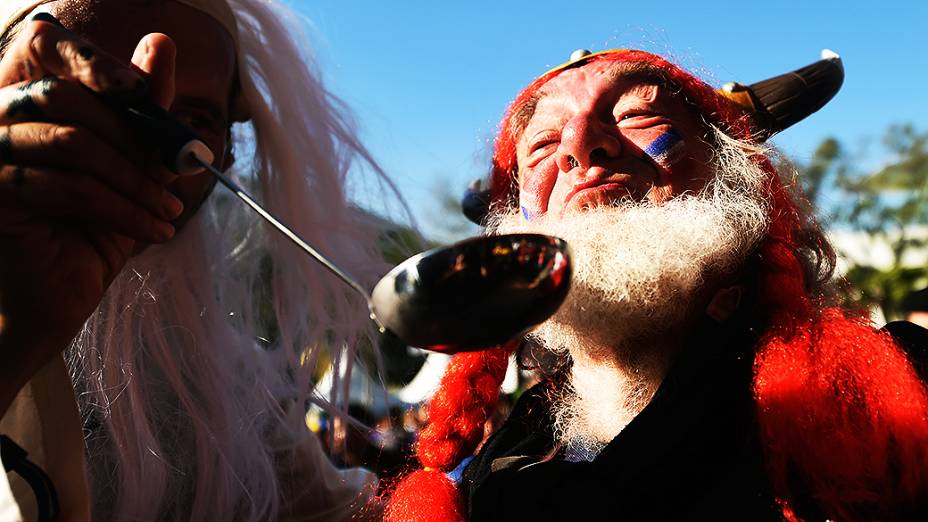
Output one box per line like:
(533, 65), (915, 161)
(276, 428), (380, 522)
(881, 320), (928, 383)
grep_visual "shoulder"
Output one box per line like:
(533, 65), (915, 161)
(881, 320), (928, 382)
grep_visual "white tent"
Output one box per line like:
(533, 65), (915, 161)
(314, 349), (521, 416)
(314, 357), (406, 417)
(397, 351), (519, 404)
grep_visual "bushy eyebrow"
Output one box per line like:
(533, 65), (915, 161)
(508, 93), (540, 144)
(603, 61), (673, 89)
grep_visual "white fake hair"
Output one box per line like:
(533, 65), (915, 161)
(67, 1), (396, 520)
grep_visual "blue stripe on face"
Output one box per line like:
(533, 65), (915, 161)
(521, 205), (538, 221)
(644, 128), (684, 163)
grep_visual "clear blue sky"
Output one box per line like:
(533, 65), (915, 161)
(293, 0), (927, 239)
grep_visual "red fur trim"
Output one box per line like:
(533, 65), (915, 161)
(755, 308), (928, 519)
(751, 156), (928, 517)
(384, 469), (465, 522)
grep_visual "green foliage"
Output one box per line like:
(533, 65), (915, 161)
(426, 177), (481, 243)
(800, 124), (928, 320)
(436, 184), (479, 240)
(800, 137), (842, 207)
(843, 265), (927, 320)
(379, 225), (435, 265)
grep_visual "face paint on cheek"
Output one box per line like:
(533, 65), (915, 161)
(643, 128), (686, 171)
(521, 205), (539, 221)
(519, 167), (556, 219)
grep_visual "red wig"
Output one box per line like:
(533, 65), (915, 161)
(386, 49), (928, 521)
(384, 348), (513, 521)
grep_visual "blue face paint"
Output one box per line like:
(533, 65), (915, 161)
(521, 205), (538, 221)
(643, 128), (686, 169)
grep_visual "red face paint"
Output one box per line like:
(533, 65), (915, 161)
(519, 165), (555, 218)
(515, 60), (713, 216)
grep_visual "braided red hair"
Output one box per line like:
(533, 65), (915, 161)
(385, 347), (514, 521)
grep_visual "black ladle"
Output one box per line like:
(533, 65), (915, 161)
(371, 233), (571, 351)
(123, 100), (573, 352)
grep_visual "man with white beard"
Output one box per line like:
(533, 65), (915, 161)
(0, 1), (387, 521)
(491, 134), (770, 462)
(386, 50), (928, 521)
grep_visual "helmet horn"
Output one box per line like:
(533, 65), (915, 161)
(720, 50), (844, 140)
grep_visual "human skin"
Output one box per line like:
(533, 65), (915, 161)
(0, 0), (236, 416)
(513, 60), (742, 395)
(907, 311), (928, 330)
(516, 60), (716, 217)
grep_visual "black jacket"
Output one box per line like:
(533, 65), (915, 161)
(461, 320), (928, 521)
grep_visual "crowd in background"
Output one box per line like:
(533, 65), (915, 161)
(308, 384), (517, 487)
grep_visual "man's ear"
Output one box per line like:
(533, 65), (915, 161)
(706, 285), (744, 323)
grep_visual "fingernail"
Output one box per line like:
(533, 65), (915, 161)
(30, 12), (65, 28)
(161, 192), (184, 219)
(154, 221), (175, 242)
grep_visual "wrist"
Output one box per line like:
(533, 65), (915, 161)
(0, 322), (71, 418)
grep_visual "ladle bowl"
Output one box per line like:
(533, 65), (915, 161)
(371, 234), (571, 353)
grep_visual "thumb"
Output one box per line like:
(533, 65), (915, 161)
(130, 33), (176, 109)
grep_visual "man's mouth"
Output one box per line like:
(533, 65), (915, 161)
(565, 177), (635, 211)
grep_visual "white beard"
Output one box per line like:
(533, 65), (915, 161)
(489, 130), (771, 458)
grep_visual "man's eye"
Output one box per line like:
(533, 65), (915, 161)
(618, 112), (669, 128)
(530, 139), (558, 154)
(619, 111), (655, 121)
(191, 116), (216, 132)
(528, 131), (560, 155)
(177, 113), (220, 136)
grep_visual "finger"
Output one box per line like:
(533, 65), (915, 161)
(129, 34), (179, 182)
(0, 15), (146, 98)
(0, 164), (175, 243)
(137, 35), (175, 111)
(0, 78), (177, 184)
(130, 33), (176, 110)
(0, 77), (138, 151)
(0, 123), (184, 221)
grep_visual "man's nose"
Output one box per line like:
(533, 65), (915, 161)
(555, 113), (622, 173)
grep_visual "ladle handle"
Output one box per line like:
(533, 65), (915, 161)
(115, 97), (380, 324)
(189, 155), (373, 303)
